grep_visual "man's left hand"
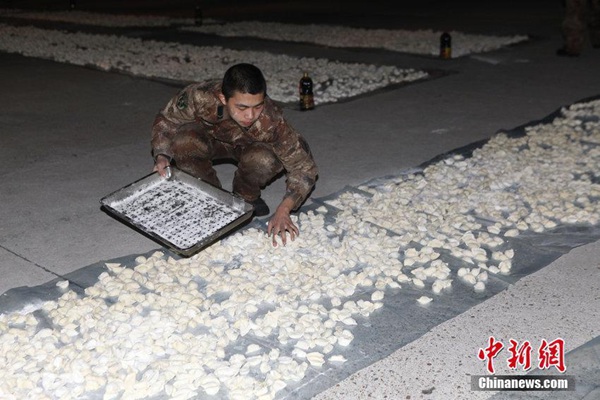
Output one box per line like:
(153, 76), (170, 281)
(267, 198), (298, 246)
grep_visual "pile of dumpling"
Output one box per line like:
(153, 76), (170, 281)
(0, 99), (598, 399)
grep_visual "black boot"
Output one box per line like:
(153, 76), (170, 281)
(249, 198), (270, 217)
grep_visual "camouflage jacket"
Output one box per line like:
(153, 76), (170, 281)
(151, 80), (318, 210)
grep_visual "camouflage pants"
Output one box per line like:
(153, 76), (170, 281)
(170, 122), (283, 202)
(562, 0), (600, 53)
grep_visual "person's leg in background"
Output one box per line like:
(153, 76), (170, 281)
(589, 0), (600, 48)
(558, 0), (587, 56)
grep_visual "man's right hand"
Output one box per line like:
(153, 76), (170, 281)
(153, 154), (171, 177)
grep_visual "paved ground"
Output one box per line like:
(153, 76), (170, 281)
(1, 0), (600, 399)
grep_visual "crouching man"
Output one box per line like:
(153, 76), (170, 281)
(151, 63), (318, 246)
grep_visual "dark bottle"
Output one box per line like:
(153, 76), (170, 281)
(299, 72), (315, 111)
(194, 5), (203, 26)
(440, 32), (452, 59)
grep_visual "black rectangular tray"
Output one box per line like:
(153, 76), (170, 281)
(100, 167), (254, 256)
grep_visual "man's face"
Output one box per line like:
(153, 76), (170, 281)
(219, 91), (265, 128)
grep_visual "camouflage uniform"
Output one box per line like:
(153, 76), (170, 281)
(151, 80), (318, 211)
(562, 0), (600, 54)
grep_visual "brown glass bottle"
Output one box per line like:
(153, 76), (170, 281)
(194, 5), (203, 26)
(440, 32), (452, 59)
(299, 72), (315, 111)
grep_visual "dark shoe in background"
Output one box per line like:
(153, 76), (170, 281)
(556, 46), (580, 57)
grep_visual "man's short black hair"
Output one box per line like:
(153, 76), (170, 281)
(222, 63), (267, 100)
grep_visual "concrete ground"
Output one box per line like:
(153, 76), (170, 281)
(1, 0), (600, 399)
